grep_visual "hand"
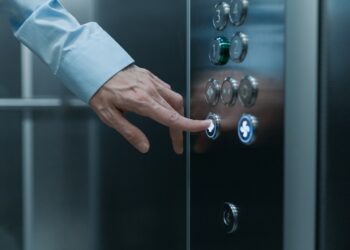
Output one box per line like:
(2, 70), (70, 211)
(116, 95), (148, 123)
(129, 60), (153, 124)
(90, 64), (211, 154)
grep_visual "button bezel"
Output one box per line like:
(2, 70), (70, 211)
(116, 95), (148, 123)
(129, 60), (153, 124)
(230, 32), (249, 63)
(238, 75), (258, 108)
(222, 202), (239, 234)
(205, 113), (221, 140)
(220, 77), (239, 106)
(212, 2), (231, 31)
(237, 114), (258, 145)
(229, 0), (249, 26)
(209, 36), (231, 65)
(205, 78), (221, 106)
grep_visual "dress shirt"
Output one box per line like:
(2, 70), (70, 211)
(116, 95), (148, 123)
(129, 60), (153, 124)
(0, 0), (134, 103)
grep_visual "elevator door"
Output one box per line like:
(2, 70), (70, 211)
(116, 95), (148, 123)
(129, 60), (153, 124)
(189, 0), (285, 249)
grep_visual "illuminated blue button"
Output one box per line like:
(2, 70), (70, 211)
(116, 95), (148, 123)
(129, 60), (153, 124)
(206, 113), (221, 140)
(237, 114), (258, 145)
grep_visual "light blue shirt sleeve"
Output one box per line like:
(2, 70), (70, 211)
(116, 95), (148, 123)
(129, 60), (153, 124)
(2, 0), (134, 103)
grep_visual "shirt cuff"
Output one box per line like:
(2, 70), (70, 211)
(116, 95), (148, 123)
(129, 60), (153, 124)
(56, 27), (134, 103)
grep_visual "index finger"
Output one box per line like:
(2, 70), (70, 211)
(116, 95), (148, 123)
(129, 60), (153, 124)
(138, 100), (211, 132)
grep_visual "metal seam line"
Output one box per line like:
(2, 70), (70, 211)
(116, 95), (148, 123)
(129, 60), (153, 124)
(87, 118), (99, 250)
(21, 45), (34, 250)
(284, 0), (319, 249)
(186, 0), (191, 250)
(0, 98), (87, 109)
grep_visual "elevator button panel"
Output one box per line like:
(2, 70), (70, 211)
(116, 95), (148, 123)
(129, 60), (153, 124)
(206, 113), (221, 140)
(212, 2), (230, 31)
(237, 114), (258, 145)
(205, 78), (221, 106)
(230, 32), (248, 63)
(238, 76), (258, 107)
(209, 36), (231, 65)
(229, 0), (249, 26)
(220, 77), (239, 106)
(222, 202), (239, 234)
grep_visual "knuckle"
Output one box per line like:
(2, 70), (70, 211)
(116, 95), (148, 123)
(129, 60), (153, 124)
(145, 85), (157, 95)
(134, 93), (149, 104)
(174, 94), (184, 108)
(104, 111), (114, 121)
(140, 68), (151, 75)
(169, 111), (180, 124)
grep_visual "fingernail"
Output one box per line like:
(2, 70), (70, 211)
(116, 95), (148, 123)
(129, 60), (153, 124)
(139, 143), (150, 153)
(175, 146), (184, 155)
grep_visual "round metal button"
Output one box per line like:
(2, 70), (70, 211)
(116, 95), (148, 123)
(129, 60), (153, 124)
(230, 32), (248, 63)
(229, 0), (249, 26)
(237, 114), (258, 145)
(220, 77), (239, 106)
(222, 202), (239, 234)
(209, 36), (231, 65)
(212, 2), (230, 31)
(205, 78), (221, 106)
(238, 76), (258, 107)
(205, 113), (221, 140)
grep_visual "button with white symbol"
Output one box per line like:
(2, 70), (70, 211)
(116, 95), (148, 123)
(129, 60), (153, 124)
(213, 2), (230, 31)
(238, 75), (258, 107)
(205, 78), (221, 106)
(206, 113), (221, 140)
(230, 32), (248, 63)
(237, 114), (258, 145)
(229, 0), (249, 26)
(220, 77), (239, 106)
(209, 36), (231, 65)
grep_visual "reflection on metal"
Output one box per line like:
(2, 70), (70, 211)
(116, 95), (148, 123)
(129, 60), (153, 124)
(186, 1), (191, 250)
(87, 118), (100, 250)
(0, 98), (87, 110)
(222, 202), (239, 234)
(190, 0), (285, 249)
(21, 45), (33, 250)
(284, 0), (318, 249)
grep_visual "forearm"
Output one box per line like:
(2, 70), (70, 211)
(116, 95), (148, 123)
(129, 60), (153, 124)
(3, 0), (134, 103)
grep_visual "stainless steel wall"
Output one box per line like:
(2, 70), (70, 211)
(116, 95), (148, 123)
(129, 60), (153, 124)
(0, 13), (24, 250)
(96, 1), (187, 249)
(319, 0), (350, 249)
(189, 1), (284, 249)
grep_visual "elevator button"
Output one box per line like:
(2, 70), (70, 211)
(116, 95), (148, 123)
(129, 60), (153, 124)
(212, 2), (230, 31)
(222, 202), (239, 234)
(237, 114), (258, 145)
(230, 32), (248, 63)
(238, 76), (258, 107)
(209, 36), (231, 65)
(205, 78), (221, 106)
(205, 113), (221, 140)
(229, 0), (249, 26)
(220, 77), (239, 106)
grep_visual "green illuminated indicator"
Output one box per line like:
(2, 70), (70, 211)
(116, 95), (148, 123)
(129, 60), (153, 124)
(209, 36), (230, 65)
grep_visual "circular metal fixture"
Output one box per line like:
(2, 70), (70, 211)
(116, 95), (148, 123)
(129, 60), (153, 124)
(229, 0), (249, 26)
(238, 75), (258, 107)
(230, 32), (248, 63)
(212, 2), (231, 31)
(237, 114), (258, 145)
(220, 77), (239, 106)
(205, 78), (221, 106)
(209, 36), (231, 65)
(205, 113), (221, 140)
(222, 202), (239, 234)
